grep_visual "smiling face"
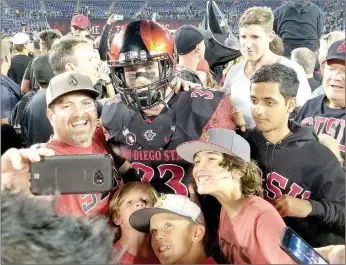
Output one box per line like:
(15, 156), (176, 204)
(150, 213), (199, 264)
(192, 151), (234, 195)
(47, 92), (98, 147)
(323, 59), (345, 108)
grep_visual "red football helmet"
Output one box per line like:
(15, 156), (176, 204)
(109, 20), (176, 111)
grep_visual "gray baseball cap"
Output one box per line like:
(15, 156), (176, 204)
(46, 71), (100, 107)
(176, 128), (250, 163)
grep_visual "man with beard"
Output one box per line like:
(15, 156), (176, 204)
(45, 71), (121, 217)
(2, 71), (120, 218)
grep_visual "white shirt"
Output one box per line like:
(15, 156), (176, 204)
(223, 57), (312, 128)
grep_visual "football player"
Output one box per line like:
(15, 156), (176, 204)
(102, 20), (245, 196)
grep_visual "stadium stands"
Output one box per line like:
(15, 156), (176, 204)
(81, 1), (112, 18)
(1, 0), (344, 35)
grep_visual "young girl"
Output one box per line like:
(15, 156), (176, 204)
(177, 128), (295, 264)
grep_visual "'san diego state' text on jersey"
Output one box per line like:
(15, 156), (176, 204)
(101, 89), (237, 195)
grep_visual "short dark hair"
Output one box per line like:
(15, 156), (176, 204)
(250, 63), (299, 99)
(39, 29), (63, 51)
(1, 191), (115, 264)
(49, 36), (89, 74)
(13, 44), (25, 52)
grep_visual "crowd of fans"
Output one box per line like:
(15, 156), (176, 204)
(1, 0), (345, 36)
(1, 0), (345, 264)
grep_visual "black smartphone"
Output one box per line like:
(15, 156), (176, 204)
(30, 154), (114, 195)
(279, 227), (329, 264)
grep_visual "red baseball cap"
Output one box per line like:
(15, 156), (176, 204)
(325, 40), (345, 63)
(71, 15), (91, 29)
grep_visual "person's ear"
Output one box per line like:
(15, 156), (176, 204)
(65, 63), (75, 71)
(195, 43), (200, 53)
(192, 224), (205, 243)
(46, 107), (55, 128)
(268, 30), (275, 42)
(287, 97), (296, 113)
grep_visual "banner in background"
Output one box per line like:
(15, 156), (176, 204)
(47, 19), (202, 36)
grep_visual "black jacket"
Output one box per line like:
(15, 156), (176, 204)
(274, 1), (323, 51)
(294, 95), (345, 161)
(241, 121), (345, 247)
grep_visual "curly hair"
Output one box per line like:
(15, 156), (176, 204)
(219, 153), (263, 197)
(239, 7), (274, 33)
(1, 191), (116, 264)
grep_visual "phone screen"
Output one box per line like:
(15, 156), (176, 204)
(287, 233), (328, 264)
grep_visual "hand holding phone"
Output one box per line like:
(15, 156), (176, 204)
(30, 154), (115, 195)
(279, 227), (329, 264)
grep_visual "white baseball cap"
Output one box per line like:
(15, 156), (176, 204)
(10, 32), (30, 45)
(129, 194), (205, 233)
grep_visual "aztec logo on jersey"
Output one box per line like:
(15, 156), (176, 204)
(144, 129), (157, 141)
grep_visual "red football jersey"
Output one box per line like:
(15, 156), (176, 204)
(47, 124), (118, 217)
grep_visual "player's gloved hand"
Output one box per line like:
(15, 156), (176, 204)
(315, 245), (345, 264)
(1, 148), (55, 198)
(273, 194), (312, 218)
